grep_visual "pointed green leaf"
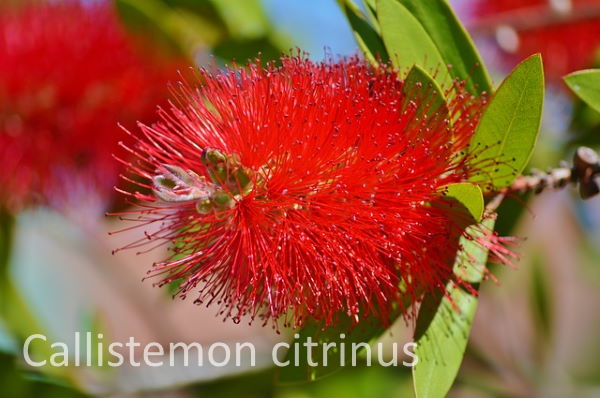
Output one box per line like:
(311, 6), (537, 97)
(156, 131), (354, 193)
(413, 287), (477, 398)
(451, 220), (492, 284)
(376, 0), (447, 80)
(564, 69), (600, 113)
(403, 66), (449, 119)
(394, 0), (492, 95)
(208, 0), (269, 39)
(413, 218), (495, 398)
(469, 54), (544, 191)
(338, 0), (389, 65)
(362, 0), (378, 24)
(440, 183), (484, 224)
(116, 0), (224, 55)
(438, 183), (486, 283)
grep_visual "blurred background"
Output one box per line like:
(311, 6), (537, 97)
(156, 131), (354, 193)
(1, 0), (599, 397)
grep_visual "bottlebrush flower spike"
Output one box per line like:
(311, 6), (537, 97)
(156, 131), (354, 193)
(0, 1), (183, 213)
(114, 56), (508, 328)
(471, 0), (600, 80)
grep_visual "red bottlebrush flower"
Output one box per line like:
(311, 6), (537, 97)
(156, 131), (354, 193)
(0, 1), (183, 213)
(114, 56), (504, 328)
(471, 0), (600, 80)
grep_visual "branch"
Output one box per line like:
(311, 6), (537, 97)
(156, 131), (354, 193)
(508, 147), (600, 199)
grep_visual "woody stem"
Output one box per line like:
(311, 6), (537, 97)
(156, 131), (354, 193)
(507, 146), (600, 199)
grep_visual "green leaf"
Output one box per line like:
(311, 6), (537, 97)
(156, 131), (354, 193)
(338, 0), (389, 65)
(213, 37), (284, 63)
(413, 217), (495, 398)
(394, 0), (492, 95)
(116, 0), (225, 56)
(437, 182), (485, 283)
(208, 0), (269, 40)
(564, 69), (600, 113)
(469, 54), (544, 191)
(362, 0), (379, 24)
(451, 221), (492, 284)
(117, 0), (288, 63)
(440, 183), (484, 224)
(376, 0), (447, 81)
(403, 65), (448, 119)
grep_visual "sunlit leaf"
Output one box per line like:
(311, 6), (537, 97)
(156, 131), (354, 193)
(413, 217), (495, 398)
(440, 183), (484, 225)
(469, 54), (544, 191)
(208, 0), (269, 39)
(376, 0), (447, 80)
(116, 0), (224, 56)
(564, 69), (600, 113)
(338, 0), (388, 65)
(403, 65), (448, 119)
(361, 0), (379, 26)
(394, 0), (492, 95)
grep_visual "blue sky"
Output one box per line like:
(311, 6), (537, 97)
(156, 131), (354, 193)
(261, 0), (358, 59)
(261, 0), (467, 60)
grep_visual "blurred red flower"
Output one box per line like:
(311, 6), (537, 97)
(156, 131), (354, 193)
(114, 56), (510, 328)
(472, 0), (600, 80)
(0, 1), (183, 213)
